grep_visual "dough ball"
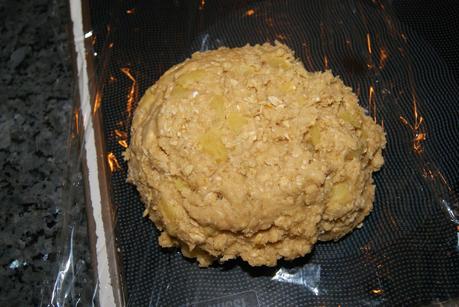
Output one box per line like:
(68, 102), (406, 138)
(125, 42), (386, 267)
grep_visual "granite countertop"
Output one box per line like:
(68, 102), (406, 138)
(0, 0), (93, 305)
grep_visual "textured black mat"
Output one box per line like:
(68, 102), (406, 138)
(89, 0), (459, 306)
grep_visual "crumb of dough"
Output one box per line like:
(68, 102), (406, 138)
(125, 42), (386, 267)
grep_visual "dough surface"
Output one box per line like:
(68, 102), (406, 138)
(125, 43), (386, 267)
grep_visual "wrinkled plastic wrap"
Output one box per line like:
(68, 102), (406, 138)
(53, 0), (459, 306)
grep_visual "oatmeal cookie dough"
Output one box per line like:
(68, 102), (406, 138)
(125, 42), (386, 267)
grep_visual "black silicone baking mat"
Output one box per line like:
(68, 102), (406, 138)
(87, 0), (459, 305)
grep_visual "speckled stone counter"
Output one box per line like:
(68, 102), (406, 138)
(0, 0), (93, 305)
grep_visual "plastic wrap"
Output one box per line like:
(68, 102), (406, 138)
(52, 0), (459, 306)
